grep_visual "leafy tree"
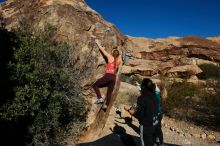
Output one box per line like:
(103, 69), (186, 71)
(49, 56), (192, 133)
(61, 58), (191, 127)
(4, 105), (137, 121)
(0, 24), (86, 145)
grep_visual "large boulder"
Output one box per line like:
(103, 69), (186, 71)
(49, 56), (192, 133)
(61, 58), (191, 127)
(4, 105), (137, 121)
(166, 65), (202, 78)
(124, 35), (220, 79)
(122, 59), (176, 76)
(0, 0), (125, 142)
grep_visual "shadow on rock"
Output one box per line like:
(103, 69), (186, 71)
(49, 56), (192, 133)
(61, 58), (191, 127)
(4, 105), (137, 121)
(77, 124), (139, 146)
(77, 122), (181, 146)
(115, 116), (140, 135)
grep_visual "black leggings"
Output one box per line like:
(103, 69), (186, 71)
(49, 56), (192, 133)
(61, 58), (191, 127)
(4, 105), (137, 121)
(140, 125), (154, 146)
(154, 113), (163, 145)
(93, 73), (116, 105)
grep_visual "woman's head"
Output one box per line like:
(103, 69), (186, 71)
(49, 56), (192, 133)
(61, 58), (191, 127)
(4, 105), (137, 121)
(112, 49), (120, 58)
(114, 41), (125, 50)
(141, 78), (156, 93)
(120, 41), (125, 46)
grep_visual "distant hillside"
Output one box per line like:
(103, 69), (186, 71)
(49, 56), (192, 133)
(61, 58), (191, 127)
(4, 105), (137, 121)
(123, 35), (220, 78)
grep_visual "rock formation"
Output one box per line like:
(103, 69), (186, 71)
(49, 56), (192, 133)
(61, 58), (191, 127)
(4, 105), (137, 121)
(1, 0), (220, 144)
(123, 35), (220, 79)
(0, 0), (125, 142)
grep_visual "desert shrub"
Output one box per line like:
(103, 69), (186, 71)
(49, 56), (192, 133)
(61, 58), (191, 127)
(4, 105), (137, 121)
(116, 91), (139, 107)
(120, 74), (129, 82)
(198, 64), (220, 80)
(158, 77), (172, 89)
(162, 79), (220, 128)
(200, 79), (220, 108)
(162, 81), (202, 111)
(117, 75), (142, 107)
(0, 24), (86, 145)
(120, 74), (142, 85)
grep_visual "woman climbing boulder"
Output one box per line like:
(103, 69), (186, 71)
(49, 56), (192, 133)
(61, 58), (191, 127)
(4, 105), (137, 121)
(93, 39), (123, 110)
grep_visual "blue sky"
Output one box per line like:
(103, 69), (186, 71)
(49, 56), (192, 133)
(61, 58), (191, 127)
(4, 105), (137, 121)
(1, 0), (219, 38)
(85, 0), (220, 38)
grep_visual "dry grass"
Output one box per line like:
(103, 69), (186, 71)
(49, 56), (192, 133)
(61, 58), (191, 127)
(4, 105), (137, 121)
(115, 90), (139, 107)
(162, 79), (220, 131)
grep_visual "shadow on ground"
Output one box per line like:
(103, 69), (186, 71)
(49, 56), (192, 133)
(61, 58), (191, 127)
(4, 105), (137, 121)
(77, 124), (180, 146)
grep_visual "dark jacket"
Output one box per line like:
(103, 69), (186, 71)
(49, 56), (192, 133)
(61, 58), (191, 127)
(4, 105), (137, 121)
(133, 92), (157, 127)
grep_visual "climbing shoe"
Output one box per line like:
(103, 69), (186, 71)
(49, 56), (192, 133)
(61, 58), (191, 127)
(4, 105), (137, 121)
(94, 98), (104, 104)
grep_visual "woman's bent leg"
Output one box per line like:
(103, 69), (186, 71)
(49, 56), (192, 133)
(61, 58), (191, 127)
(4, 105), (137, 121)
(93, 74), (109, 99)
(105, 75), (116, 105)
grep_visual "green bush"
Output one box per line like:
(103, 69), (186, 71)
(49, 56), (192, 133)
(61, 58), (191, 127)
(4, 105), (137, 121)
(162, 79), (220, 128)
(200, 80), (220, 108)
(162, 81), (202, 111)
(198, 64), (220, 80)
(0, 25), (86, 145)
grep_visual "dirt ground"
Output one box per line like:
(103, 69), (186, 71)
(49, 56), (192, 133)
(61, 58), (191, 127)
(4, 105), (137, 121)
(77, 105), (220, 146)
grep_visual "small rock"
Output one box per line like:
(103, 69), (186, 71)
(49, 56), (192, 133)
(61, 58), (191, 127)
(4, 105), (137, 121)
(185, 133), (191, 137)
(170, 127), (175, 131)
(185, 96), (190, 100)
(201, 133), (207, 139)
(184, 139), (191, 145)
(175, 128), (181, 134)
(208, 134), (215, 140)
(161, 119), (165, 125)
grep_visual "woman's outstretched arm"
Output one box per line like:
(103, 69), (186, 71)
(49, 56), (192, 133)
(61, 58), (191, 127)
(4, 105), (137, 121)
(95, 39), (113, 60)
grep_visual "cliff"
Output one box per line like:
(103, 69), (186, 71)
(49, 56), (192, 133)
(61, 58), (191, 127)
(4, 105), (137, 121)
(0, 0), (125, 143)
(123, 35), (220, 78)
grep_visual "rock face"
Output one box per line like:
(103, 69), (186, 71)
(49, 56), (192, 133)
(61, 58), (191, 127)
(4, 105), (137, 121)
(0, 0), (125, 142)
(124, 36), (220, 78)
